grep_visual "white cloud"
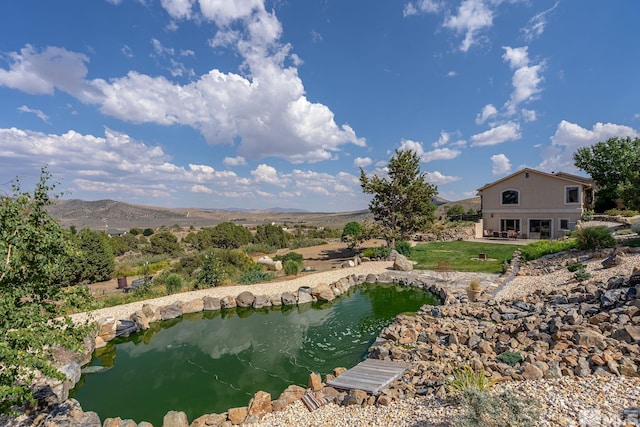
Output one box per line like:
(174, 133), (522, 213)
(251, 164), (286, 186)
(17, 105), (49, 123)
(475, 104), (497, 125)
(122, 45), (134, 58)
(422, 147), (461, 162)
(522, 1), (559, 42)
(399, 139), (425, 156)
(310, 30), (323, 43)
(521, 109), (537, 122)
(471, 122), (521, 147)
(403, 0), (441, 17)
(538, 120), (640, 172)
(443, 0), (493, 52)
(353, 157), (372, 168)
(446, 70), (457, 77)
(223, 156), (247, 166)
(502, 46), (544, 115)
(191, 184), (213, 193)
(502, 46), (529, 69)
(424, 170), (461, 184)
(1, 1), (365, 165)
(160, 0), (195, 20)
(491, 154), (511, 175)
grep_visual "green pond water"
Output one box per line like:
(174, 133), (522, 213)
(71, 283), (438, 425)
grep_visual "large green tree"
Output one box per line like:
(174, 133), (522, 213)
(360, 149), (438, 246)
(573, 136), (640, 211)
(0, 169), (91, 413)
(75, 228), (115, 283)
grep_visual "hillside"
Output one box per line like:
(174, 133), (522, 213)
(47, 199), (373, 230)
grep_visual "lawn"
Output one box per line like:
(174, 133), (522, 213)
(410, 240), (521, 274)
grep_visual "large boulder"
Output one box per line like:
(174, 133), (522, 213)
(393, 254), (413, 271)
(221, 296), (237, 309)
(162, 410), (189, 427)
(246, 390), (272, 422)
(181, 298), (204, 314)
(160, 303), (183, 320)
(312, 283), (335, 301)
(236, 291), (255, 308)
(253, 295), (271, 309)
(203, 296), (221, 311)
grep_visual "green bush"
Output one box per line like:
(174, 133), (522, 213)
(454, 388), (541, 427)
(496, 351), (523, 367)
(288, 238), (327, 249)
(243, 243), (278, 256)
(394, 240), (412, 257)
(362, 245), (391, 259)
(604, 208), (639, 217)
(574, 268), (591, 282)
(274, 252), (304, 263)
(283, 260), (302, 276)
(446, 365), (493, 395)
(573, 226), (616, 250)
(567, 262), (585, 272)
(164, 273), (183, 294)
(519, 239), (578, 261)
(237, 269), (274, 284)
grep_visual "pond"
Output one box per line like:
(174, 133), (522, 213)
(71, 283), (438, 425)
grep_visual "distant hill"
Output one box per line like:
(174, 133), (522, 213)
(47, 199), (371, 230)
(436, 197), (481, 218)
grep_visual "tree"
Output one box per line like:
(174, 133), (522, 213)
(0, 168), (92, 412)
(253, 224), (291, 249)
(573, 136), (640, 211)
(360, 149), (438, 246)
(210, 222), (252, 249)
(445, 204), (466, 220)
(147, 231), (182, 255)
(75, 228), (115, 283)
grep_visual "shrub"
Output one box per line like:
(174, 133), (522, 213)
(496, 351), (523, 367)
(243, 243), (278, 256)
(574, 226), (616, 250)
(519, 239), (578, 261)
(446, 365), (493, 395)
(164, 273), (183, 294)
(574, 268), (591, 282)
(274, 252), (304, 263)
(394, 240), (412, 257)
(631, 221), (640, 234)
(288, 238), (327, 249)
(604, 208), (639, 217)
(283, 260), (302, 276)
(362, 245), (391, 259)
(237, 269), (274, 284)
(454, 388), (541, 427)
(567, 262), (585, 272)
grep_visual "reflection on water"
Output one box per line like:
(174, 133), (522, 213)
(71, 283), (438, 425)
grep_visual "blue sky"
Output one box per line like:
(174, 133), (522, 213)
(1, 1), (638, 212)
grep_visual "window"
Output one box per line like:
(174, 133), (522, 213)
(500, 219), (520, 232)
(565, 186), (579, 204)
(501, 190), (519, 205)
(560, 219), (570, 230)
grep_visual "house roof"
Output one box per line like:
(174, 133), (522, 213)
(476, 168), (593, 193)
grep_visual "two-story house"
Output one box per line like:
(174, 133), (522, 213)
(476, 168), (594, 239)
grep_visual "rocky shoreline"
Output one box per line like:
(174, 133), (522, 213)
(5, 249), (640, 426)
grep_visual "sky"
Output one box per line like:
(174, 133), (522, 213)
(1, 1), (639, 212)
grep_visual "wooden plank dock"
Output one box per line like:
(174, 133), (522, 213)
(326, 358), (411, 395)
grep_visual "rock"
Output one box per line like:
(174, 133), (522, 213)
(246, 390), (272, 421)
(163, 410), (189, 427)
(253, 295), (270, 309)
(297, 291), (313, 304)
(130, 310), (149, 330)
(142, 303), (160, 322)
(281, 292), (297, 305)
(227, 407), (248, 425)
(573, 327), (607, 350)
(522, 363), (544, 380)
(236, 291), (255, 308)
(41, 399), (101, 427)
(191, 413), (226, 427)
(221, 296), (236, 309)
(203, 296), (221, 311)
(97, 317), (117, 342)
(602, 253), (625, 269)
(181, 298), (204, 314)
(342, 260), (356, 268)
(308, 372), (323, 391)
(160, 303), (183, 320)
(613, 325), (640, 343)
(393, 254), (413, 271)
(276, 384), (306, 406)
(345, 389), (368, 406)
(312, 283), (335, 301)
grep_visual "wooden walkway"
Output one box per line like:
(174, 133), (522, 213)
(326, 358), (411, 395)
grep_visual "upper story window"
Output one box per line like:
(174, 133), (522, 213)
(501, 189), (519, 205)
(565, 186), (580, 204)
